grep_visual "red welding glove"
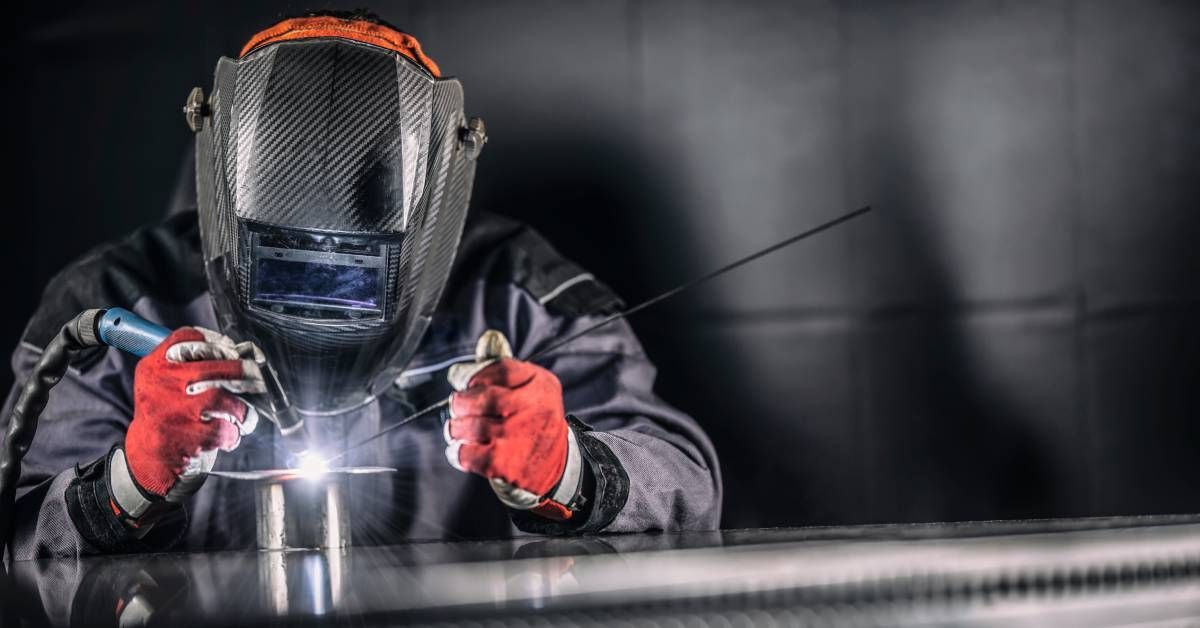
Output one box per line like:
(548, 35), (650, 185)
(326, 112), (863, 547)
(445, 331), (584, 521)
(114, 327), (264, 513)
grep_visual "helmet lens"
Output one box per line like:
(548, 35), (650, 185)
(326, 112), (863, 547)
(249, 224), (393, 321)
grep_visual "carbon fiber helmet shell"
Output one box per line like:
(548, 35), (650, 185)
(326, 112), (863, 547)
(194, 37), (479, 414)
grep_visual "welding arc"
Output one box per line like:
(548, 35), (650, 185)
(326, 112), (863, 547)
(322, 205), (872, 464)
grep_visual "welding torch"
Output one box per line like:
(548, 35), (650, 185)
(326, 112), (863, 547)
(0, 307), (303, 558)
(94, 308), (311, 458)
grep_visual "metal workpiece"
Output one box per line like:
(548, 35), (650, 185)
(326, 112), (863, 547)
(254, 476), (349, 550)
(240, 469), (394, 550)
(255, 481), (289, 551)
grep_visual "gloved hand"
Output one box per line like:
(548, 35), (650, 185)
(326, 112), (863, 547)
(119, 327), (264, 504)
(445, 330), (584, 521)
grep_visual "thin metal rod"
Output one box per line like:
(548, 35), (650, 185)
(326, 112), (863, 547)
(323, 205), (871, 463)
(321, 398), (448, 465)
(527, 205), (871, 362)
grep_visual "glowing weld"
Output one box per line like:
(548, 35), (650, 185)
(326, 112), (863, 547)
(294, 452), (330, 478)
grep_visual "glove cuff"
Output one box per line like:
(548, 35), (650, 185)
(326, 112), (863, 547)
(109, 447), (157, 520)
(490, 419), (586, 521)
(65, 447), (187, 552)
(108, 447), (191, 532)
(508, 415), (630, 535)
(549, 423), (584, 506)
(529, 424), (586, 521)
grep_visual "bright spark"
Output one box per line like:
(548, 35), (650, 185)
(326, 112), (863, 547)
(294, 452), (330, 478)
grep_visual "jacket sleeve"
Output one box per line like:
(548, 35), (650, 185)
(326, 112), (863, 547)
(3, 342), (185, 560)
(498, 286), (723, 534)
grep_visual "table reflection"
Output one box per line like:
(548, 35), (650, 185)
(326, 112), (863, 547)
(5, 517), (1200, 627)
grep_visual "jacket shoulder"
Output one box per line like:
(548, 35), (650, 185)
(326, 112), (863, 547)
(448, 211), (624, 317)
(21, 212), (206, 348)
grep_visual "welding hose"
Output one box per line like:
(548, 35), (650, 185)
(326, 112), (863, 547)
(0, 309), (104, 560)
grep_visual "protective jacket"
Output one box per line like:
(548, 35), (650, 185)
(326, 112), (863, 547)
(4, 199), (721, 559)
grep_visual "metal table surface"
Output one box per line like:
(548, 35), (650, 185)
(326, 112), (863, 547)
(5, 514), (1200, 627)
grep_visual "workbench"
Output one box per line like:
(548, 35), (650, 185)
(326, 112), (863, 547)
(5, 515), (1200, 626)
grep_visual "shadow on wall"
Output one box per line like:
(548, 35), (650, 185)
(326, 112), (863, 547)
(469, 96), (1058, 527)
(848, 116), (1056, 525)
(638, 84), (1073, 528)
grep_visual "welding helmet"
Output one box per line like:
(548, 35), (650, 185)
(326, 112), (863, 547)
(189, 16), (486, 414)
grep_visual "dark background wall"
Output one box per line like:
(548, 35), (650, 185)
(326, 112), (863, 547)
(2, 0), (1198, 528)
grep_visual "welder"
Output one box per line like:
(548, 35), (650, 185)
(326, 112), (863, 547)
(2, 12), (720, 559)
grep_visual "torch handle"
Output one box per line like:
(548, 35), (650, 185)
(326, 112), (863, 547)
(96, 308), (171, 357)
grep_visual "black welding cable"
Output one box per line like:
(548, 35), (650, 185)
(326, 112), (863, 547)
(0, 309), (104, 561)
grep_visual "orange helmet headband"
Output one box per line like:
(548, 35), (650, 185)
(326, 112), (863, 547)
(240, 16), (441, 78)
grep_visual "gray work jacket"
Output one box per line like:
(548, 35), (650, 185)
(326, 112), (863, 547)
(4, 210), (721, 559)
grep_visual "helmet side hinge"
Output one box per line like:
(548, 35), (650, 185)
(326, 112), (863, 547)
(460, 116), (487, 160)
(183, 87), (211, 133)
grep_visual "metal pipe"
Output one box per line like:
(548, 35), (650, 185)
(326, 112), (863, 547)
(253, 477), (350, 550)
